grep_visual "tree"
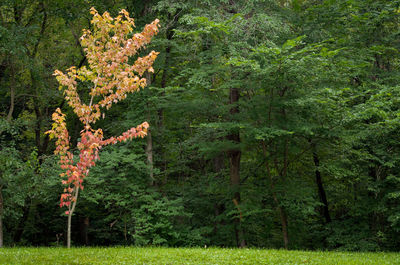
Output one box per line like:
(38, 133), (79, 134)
(46, 7), (160, 248)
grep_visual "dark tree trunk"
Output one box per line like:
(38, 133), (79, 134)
(7, 85), (15, 122)
(278, 203), (289, 249)
(158, 13), (176, 128)
(228, 87), (246, 248)
(311, 142), (331, 223)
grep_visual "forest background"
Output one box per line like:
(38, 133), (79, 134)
(1, 0), (400, 251)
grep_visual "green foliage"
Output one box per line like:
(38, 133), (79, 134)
(77, 144), (203, 247)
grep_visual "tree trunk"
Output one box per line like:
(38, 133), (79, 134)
(278, 204), (289, 249)
(146, 128), (154, 183)
(310, 142), (331, 223)
(228, 87), (246, 248)
(67, 186), (79, 248)
(230, 148), (244, 247)
(67, 212), (72, 248)
(7, 86), (15, 122)
(0, 186), (3, 248)
(158, 14), (175, 129)
(145, 72), (155, 185)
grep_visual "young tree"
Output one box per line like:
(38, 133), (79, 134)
(46, 7), (160, 248)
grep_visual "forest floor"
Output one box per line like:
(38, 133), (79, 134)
(0, 247), (398, 264)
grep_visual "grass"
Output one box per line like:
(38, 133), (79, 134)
(0, 247), (398, 264)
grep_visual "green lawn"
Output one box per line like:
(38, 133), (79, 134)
(0, 247), (398, 264)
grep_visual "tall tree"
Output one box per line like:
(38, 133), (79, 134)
(47, 7), (160, 248)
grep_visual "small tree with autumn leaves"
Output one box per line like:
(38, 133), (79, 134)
(46, 8), (160, 248)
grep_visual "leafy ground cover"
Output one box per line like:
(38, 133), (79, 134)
(0, 247), (398, 265)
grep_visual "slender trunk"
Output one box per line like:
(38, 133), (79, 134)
(226, 6), (243, 249)
(262, 141), (289, 249)
(228, 87), (246, 248)
(7, 86), (15, 122)
(0, 186), (3, 248)
(67, 213), (72, 248)
(279, 204), (289, 249)
(146, 128), (154, 183)
(145, 72), (154, 185)
(310, 142), (331, 223)
(67, 186), (79, 248)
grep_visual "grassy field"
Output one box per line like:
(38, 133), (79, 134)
(0, 247), (398, 264)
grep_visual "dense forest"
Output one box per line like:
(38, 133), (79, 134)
(1, 0), (400, 251)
